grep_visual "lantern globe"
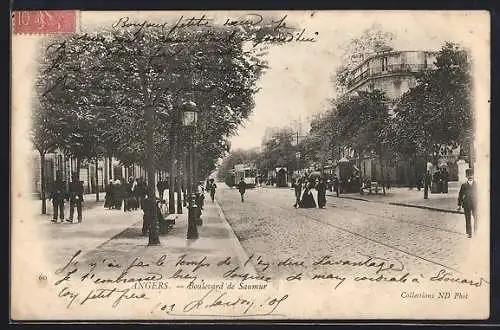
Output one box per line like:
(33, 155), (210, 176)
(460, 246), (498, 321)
(181, 100), (198, 127)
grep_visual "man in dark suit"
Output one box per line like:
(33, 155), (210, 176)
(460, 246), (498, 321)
(67, 173), (84, 223)
(333, 174), (340, 197)
(157, 179), (165, 201)
(50, 173), (67, 223)
(237, 178), (246, 203)
(457, 168), (477, 238)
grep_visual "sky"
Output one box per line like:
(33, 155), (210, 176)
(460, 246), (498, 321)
(14, 10), (488, 158)
(228, 11), (489, 150)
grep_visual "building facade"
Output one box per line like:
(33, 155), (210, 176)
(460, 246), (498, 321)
(337, 50), (462, 185)
(346, 50), (438, 98)
(31, 149), (165, 199)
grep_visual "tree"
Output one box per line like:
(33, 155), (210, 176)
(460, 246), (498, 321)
(35, 17), (283, 241)
(330, 90), (393, 193)
(390, 42), (472, 198)
(298, 110), (339, 168)
(30, 99), (65, 214)
(259, 127), (297, 175)
(334, 23), (396, 93)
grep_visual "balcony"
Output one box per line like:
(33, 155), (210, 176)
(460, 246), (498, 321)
(347, 63), (428, 89)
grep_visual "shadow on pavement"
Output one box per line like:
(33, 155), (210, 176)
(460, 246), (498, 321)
(113, 226), (144, 239)
(198, 226), (231, 239)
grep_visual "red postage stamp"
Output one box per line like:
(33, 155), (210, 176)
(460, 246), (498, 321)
(13, 10), (77, 34)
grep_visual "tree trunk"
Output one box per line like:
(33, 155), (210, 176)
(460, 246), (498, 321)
(407, 158), (413, 189)
(95, 158), (100, 201)
(468, 139), (474, 169)
(357, 150), (362, 194)
(380, 157), (386, 196)
(39, 151), (47, 214)
(108, 156), (113, 182)
(424, 150), (429, 199)
(169, 130), (177, 214)
(76, 157), (81, 180)
(145, 105), (160, 246)
(169, 157), (176, 214)
(87, 164), (91, 193)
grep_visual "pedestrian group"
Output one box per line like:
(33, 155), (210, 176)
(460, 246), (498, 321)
(104, 177), (146, 211)
(49, 172), (84, 223)
(292, 175), (329, 209)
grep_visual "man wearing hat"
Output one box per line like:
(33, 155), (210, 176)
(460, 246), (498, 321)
(457, 168), (477, 238)
(67, 172), (84, 223)
(49, 172), (67, 223)
(237, 177), (247, 203)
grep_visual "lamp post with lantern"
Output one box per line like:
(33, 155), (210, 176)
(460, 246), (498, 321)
(180, 100), (200, 240)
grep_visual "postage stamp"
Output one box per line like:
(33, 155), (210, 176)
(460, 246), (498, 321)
(13, 10), (77, 34)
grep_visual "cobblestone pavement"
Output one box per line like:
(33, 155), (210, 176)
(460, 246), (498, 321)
(329, 184), (461, 213)
(217, 185), (488, 283)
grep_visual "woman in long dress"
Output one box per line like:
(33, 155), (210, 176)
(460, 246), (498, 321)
(114, 179), (124, 210)
(299, 180), (317, 208)
(104, 180), (114, 209)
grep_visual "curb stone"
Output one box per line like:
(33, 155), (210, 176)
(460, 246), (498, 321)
(333, 194), (463, 214)
(214, 199), (258, 277)
(388, 202), (464, 214)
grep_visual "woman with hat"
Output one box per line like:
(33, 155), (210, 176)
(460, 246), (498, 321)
(104, 180), (114, 209)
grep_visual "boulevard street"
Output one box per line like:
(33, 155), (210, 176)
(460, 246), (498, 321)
(215, 185), (487, 282)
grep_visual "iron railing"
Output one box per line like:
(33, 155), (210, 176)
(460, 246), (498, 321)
(347, 63), (428, 87)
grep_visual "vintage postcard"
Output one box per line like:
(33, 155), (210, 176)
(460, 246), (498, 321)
(11, 10), (490, 320)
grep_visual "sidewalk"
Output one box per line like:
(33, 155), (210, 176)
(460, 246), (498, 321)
(75, 196), (257, 279)
(327, 182), (462, 214)
(32, 196), (143, 267)
(31, 193), (105, 217)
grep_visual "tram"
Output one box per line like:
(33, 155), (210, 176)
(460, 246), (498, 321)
(233, 164), (258, 188)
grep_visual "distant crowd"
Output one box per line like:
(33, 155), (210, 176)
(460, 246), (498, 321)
(104, 177), (147, 211)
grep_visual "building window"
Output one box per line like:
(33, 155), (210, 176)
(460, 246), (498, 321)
(381, 57), (388, 71)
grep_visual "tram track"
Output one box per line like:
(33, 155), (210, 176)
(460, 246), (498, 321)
(229, 196), (464, 274)
(325, 198), (465, 236)
(252, 188), (464, 236)
(269, 203), (463, 273)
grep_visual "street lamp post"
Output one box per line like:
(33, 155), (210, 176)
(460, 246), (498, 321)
(193, 142), (203, 226)
(295, 151), (301, 176)
(181, 100), (199, 240)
